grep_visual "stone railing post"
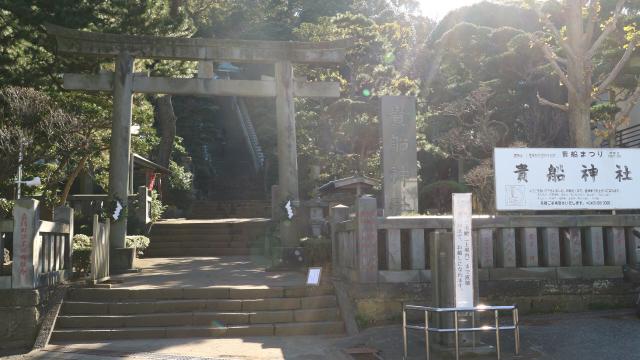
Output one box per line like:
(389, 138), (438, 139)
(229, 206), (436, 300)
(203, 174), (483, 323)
(53, 206), (74, 272)
(355, 195), (378, 283)
(519, 228), (538, 267)
(540, 227), (560, 267)
(12, 199), (40, 289)
(330, 204), (349, 272)
(562, 228), (582, 266)
(477, 229), (494, 268)
(496, 228), (516, 268)
(626, 227), (639, 266)
(136, 185), (150, 224)
(605, 227), (626, 265)
(410, 229), (425, 270)
(584, 227), (604, 266)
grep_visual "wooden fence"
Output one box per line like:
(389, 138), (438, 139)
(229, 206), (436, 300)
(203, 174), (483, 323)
(331, 196), (640, 284)
(89, 215), (110, 284)
(0, 199), (74, 289)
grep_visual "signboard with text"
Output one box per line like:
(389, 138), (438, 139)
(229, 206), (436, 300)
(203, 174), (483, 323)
(495, 148), (640, 211)
(452, 193), (474, 308)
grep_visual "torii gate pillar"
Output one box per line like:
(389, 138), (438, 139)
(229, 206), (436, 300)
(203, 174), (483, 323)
(275, 61), (300, 246)
(109, 52), (134, 249)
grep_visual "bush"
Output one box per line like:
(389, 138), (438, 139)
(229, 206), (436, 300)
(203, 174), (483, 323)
(0, 198), (14, 219)
(72, 234), (92, 274)
(299, 236), (331, 266)
(126, 235), (150, 257)
(149, 190), (166, 222)
(72, 234), (91, 250)
(419, 180), (469, 214)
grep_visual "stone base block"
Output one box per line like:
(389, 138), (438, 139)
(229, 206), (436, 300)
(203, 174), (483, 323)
(110, 247), (135, 274)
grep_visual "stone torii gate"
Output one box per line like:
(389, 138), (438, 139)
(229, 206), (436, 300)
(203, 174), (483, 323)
(46, 24), (348, 261)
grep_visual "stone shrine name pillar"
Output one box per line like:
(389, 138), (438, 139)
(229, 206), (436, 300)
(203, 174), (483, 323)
(381, 96), (418, 216)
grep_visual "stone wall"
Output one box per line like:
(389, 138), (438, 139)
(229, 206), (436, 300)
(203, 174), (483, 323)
(0, 288), (51, 351)
(346, 279), (638, 327)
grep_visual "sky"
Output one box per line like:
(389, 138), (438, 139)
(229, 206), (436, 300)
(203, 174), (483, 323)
(418, 0), (486, 19)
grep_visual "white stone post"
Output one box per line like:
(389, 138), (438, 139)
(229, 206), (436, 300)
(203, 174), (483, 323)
(12, 199), (40, 289)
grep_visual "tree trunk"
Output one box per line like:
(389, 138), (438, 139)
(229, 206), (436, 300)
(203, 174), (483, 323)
(155, 95), (177, 169)
(568, 91), (593, 147)
(59, 153), (90, 206)
(565, 1), (593, 147)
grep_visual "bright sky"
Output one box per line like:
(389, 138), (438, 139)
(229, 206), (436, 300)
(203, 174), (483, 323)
(418, 0), (486, 19)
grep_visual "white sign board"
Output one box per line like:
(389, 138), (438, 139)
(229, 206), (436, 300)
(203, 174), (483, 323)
(495, 148), (640, 211)
(452, 193), (474, 308)
(306, 267), (322, 286)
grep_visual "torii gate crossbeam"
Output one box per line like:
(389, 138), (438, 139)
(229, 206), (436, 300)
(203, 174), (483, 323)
(46, 25), (348, 268)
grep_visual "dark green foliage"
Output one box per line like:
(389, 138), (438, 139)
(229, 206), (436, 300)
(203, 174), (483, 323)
(300, 236), (332, 266)
(419, 181), (468, 214)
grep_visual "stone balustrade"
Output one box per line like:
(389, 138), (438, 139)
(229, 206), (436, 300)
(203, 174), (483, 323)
(0, 199), (74, 289)
(331, 196), (640, 284)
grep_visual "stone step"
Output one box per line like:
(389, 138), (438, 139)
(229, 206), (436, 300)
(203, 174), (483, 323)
(51, 321), (344, 342)
(144, 247), (254, 257)
(149, 235), (245, 243)
(148, 241), (249, 248)
(57, 308), (340, 328)
(66, 286), (336, 302)
(61, 295), (338, 315)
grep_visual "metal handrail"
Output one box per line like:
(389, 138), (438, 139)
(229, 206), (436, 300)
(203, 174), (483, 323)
(603, 124), (640, 148)
(231, 96), (265, 172)
(402, 304), (520, 360)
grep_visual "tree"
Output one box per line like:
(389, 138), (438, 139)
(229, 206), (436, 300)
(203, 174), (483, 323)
(530, 0), (640, 146)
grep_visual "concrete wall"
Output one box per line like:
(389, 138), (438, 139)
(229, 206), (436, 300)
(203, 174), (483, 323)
(0, 288), (51, 350)
(346, 279), (637, 327)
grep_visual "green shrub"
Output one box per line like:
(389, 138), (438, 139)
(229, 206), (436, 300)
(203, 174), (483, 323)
(419, 180), (469, 214)
(0, 198), (14, 219)
(149, 190), (166, 222)
(72, 234), (91, 250)
(126, 235), (150, 257)
(299, 236), (331, 266)
(73, 249), (91, 274)
(72, 234), (92, 274)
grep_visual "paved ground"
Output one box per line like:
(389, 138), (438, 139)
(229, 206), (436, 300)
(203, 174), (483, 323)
(113, 256), (306, 289)
(7, 309), (638, 360)
(154, 219), (271, 225)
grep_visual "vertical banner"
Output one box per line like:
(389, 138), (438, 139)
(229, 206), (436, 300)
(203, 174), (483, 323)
(452, 193), (473, 308)
(381, 96), (418, 216)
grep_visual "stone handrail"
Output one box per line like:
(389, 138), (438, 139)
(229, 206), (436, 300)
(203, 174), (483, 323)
(331, 196), (640, 284)
(1, 199), (74, 289)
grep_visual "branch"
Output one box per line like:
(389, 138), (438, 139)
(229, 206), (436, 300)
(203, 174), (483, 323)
(594, 41), (637, 95)
(535, 38), (578, 95)
(584, 0), (599, 45)
(588, 0), (626, 57)
(537, 92), (569, 112)
(617, 82), (640, 120)
(531, 2), (576, 61)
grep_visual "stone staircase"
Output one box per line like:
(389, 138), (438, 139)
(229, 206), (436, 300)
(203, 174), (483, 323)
(145, 220), (270, 257)
(51, 286), (344, 342)
(189, 200), (271, 219)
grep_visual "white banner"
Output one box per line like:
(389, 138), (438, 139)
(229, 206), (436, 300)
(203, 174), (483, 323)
(494, 148), (640, 211)
(452, 193), (474, 308)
